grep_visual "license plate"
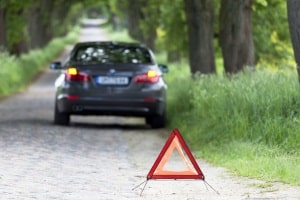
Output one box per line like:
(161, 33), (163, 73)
(96, 76), (129, 85)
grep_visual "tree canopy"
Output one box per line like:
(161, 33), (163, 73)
(0, 0), (293, 75)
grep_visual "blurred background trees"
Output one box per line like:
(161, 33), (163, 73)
(0, 0), (294, 76)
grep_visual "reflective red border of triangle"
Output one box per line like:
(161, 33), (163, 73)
(147, 128), (205, 180)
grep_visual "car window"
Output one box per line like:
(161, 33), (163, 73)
(72, 45), (153, 64)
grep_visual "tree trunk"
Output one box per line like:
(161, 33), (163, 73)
(0, 8), (7, 50)
(8, 8), (29, 56)
(51, 1), (71, 37)
(167, 51), (181, 63)
(287, 0), (300, 80)
(219, 0), (254, 74)
(184, 0), (216, 75)
(126, 0), (156, 50)
(27, 6), (41, 49)
(127, 0), (145, 41)
(27, 0), (55, 49)
(144, 28), (156, 51)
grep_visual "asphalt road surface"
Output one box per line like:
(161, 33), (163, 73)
(0, 19), (300, 200)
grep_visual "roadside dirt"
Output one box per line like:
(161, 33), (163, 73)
(121, 123), (300, 200)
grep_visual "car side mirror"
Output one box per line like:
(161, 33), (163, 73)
(158, 64), (168, 73)
(50, 61), (62, 70)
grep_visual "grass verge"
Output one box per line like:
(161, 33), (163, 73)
(166, 65), (300, 186)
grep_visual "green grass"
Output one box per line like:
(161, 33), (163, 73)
(165, 65), (300, 185)
(0, 27), (80, 97)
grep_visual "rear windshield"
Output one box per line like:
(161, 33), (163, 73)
(71, 44), (153, 64)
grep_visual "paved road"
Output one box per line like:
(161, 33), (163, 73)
(0, 19), (300, 200)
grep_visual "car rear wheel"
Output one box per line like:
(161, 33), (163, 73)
(54, 103), (70, 125)
(146, 110), (166, 129)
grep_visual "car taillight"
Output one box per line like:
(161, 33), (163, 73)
(134, 70), (159, 83)
(66, 67), (91, 81)
(67, 95), (79, 100)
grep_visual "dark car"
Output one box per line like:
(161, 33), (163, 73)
(50, 41), (168, 128)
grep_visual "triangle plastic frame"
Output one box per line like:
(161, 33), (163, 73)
(147, 128), (205, 180)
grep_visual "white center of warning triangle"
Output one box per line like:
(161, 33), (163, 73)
(154, 137), (197, 175)
(162, 146), (196, 172)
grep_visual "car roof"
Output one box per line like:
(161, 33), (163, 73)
(73, 41), (148, 49)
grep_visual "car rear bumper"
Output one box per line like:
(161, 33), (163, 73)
(56, 96), (165, 117)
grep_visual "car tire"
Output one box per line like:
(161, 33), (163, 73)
(54, 103), (70, 125)
(146, 110), (166, 129)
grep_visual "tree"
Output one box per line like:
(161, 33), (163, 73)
(184, 0), (216, 75)
(253, 1), (290, 66)
(7, 4), (29, 55)
(126, 0), (157, 50)
(0, 6), (7, 50)
(0, 0), (32, 55)
(287, 0), (300, 80)
(0, 8), (7, 50)
(158, 0), (188, 62)
(219, 0), (254, 74)
(27, 0), (66, 49)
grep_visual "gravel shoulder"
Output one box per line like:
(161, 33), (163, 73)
(121, 127), (300, 200)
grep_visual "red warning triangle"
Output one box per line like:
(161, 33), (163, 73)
(147, 128), (205, 180)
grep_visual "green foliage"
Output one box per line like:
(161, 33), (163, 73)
(3, 0), (32, 52)
(204, 142), (300, 185)
(140, 1), (160, 38)
(103, 26), (136, 42)
(0, 52), (20, 94)
(166, 62), (300, 185)
(106, 0), (292, 69)
(2, 0), (294, 70)
(0, 27), (79, 97)
(6, 10), (26, 50)
(155, 0), (188, 56)
(253, 0), (293, 67)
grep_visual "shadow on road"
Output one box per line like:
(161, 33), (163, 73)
(71, 122), (150, 130)
(0, 118), (150, 131)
